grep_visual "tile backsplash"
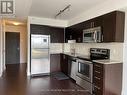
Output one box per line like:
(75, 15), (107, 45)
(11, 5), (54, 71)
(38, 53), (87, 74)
(50, 43), (123, 61)
(50, 43), (64, 54)
(64, 43), (123, 61)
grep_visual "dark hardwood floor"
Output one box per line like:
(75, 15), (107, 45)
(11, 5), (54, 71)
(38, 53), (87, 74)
(0, 64), (91, 95)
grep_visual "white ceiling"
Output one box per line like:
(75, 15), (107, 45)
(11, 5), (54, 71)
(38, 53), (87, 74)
(5, 0), (105, 24)
(14, 0), (105, 20)
(29, 0), (104, 20)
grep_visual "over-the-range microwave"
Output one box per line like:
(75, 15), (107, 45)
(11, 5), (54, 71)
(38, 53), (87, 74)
(83, 27), (102, 43)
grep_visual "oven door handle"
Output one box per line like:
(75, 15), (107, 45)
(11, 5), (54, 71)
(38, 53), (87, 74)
(78, 59), (93, 64)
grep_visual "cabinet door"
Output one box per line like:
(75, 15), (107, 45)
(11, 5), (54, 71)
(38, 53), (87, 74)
(93, 63), (104, 95)
(102, 12), (116, 42)
(50, 54), (61, 73)
(65, 24), (83, 43)
(30, 24), (42, 34)
(60, 54), (68, 75)
(65, 28), (73, 42)
(84, 20), (93, 29)
(84, 18), (102, 29)
(72, 29), (83, 43)
(49, 27), (64, 43)
(102, 11), (125, 42)
(93, 17), (103, 27)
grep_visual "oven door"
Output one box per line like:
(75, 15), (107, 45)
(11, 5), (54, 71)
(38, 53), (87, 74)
(77, 59), (93, 82)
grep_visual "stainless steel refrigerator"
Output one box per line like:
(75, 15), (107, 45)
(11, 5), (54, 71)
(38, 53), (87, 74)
(31, 34), (50, 76)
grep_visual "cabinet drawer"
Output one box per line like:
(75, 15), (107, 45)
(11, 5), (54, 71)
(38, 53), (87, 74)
(93, 70), (103, 78)
(93, 90), (102, 95)
(94, 63), (103, 72)
(93, 75), (103, 83)
(93, 85), (103, 95)
(93, 81), (103, 90)
(93, 76), (103, 89)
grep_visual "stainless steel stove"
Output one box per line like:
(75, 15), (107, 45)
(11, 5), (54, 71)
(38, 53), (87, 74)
(76, 48), (110, 94)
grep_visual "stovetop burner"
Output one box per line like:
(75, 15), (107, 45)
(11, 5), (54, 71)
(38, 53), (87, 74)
(77, 48), (110, 61)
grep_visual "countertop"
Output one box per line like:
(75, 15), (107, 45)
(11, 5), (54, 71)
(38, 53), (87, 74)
(63, 52), (83, 57)
(92, 60), (122, 64)
(62, 52), (122, 64)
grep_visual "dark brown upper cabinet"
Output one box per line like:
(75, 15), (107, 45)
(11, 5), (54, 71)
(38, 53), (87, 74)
(65, 27), (83, 43)
(65, 17), (103, 43)
(65, 21), (86, 43)
(84, 16), (103, 29)
(65, 11), (125, 43)
(83, 20), (93, 29)
(65, 28), (73, 42)
(93, 16), (103, 28)
(30, 24), (64, 43)
(102, 11), (125, 42)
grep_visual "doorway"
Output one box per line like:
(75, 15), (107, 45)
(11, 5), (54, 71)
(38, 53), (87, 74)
(5, 32), (20, 64)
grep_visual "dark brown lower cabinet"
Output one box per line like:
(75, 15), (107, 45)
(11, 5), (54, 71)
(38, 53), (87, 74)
(93, 63), (122, 95)
(50, 54), (61, 73)
(60, 54), (68, 75)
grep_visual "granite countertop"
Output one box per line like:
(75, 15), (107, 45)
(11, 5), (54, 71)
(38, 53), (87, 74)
(62, 52), (122, 64)
(63, 52), (90, 58)
(63, 52), (78, 57)
(92, 59), (122, 64)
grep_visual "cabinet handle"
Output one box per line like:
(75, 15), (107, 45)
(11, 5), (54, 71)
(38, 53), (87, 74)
(94, 76), (101, 80)
(70, 35), (72, 39)
(91, 22), (94, 28)
(63, 55), (65, 59)
(66, 39), (68, 42)
(93, 22), (95, 27)
(102, 35), (104, 42)
(78, 38), (81, 42)
(95, 64), (101, 68)
(91, 22), (93, 28)
(94, 85), (101, 90)
(95, 70), (101, 74)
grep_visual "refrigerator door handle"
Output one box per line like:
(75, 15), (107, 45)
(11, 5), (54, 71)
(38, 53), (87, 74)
(48, 49), (50, 60)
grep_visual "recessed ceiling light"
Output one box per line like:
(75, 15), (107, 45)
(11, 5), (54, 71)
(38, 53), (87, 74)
(13, 22), (20, 26)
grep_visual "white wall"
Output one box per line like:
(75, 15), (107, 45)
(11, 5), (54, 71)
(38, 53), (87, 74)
(0, 19), (3, 77)
(0, 19), (5, 77)
(122, 11), (127, 95)
(5, 25), (27, 63)
(27, 18), (30, 76)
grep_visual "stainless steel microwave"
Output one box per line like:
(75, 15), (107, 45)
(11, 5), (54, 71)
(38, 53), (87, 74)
(83, 27), (102, 43)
